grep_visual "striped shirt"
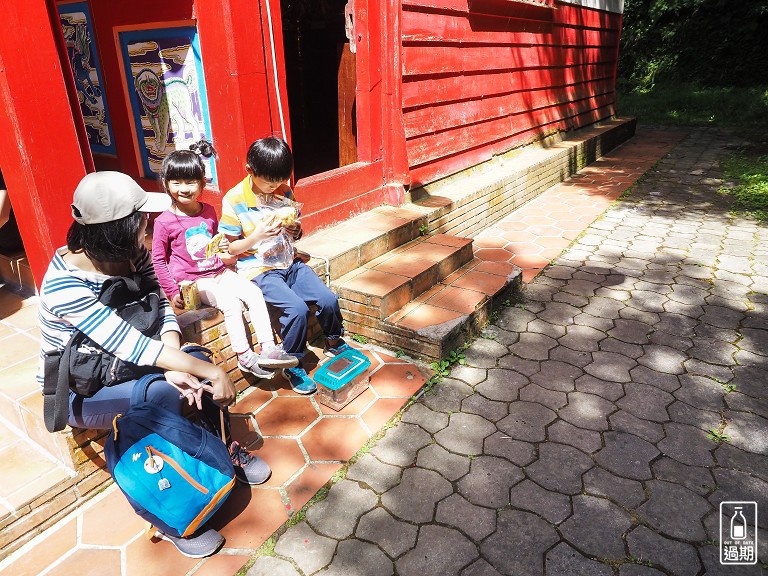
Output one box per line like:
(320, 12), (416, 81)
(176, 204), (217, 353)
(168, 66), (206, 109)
(219, 177), (298, 279)
(36, 246), (179, 390)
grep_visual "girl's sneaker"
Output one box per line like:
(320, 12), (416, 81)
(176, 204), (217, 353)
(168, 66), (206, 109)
(229, 441), (272, 485)
(323, 338), (352, 358)
(282, 366), (317, 395)
(238, 350), (275, 379)
(257, 342), (299, 369)
(155, 528), (224, 558)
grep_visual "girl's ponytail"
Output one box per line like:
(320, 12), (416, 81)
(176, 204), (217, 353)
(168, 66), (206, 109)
(189, 138), (217, 159)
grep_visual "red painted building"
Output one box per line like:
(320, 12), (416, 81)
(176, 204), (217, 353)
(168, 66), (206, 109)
(0, 0), (624, 287)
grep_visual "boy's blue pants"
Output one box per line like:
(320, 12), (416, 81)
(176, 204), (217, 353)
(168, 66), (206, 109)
(254, 259), (344, 359)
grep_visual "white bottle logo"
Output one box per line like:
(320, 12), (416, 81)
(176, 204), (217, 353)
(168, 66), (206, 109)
(731, 507), (747, 540)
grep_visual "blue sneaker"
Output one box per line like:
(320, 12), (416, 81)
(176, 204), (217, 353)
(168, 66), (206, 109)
(324, 338), (352, 358)
(282, 366), (317, 395)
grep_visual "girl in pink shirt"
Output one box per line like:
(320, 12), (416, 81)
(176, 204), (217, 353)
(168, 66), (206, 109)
(151, 141), (297, 377)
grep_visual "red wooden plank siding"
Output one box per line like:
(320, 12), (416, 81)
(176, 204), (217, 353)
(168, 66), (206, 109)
(401, 0), (622, 184)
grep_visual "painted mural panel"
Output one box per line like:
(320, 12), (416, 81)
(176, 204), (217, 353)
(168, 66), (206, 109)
(118, 27), (215, 182)
(58, 2), (115, 155)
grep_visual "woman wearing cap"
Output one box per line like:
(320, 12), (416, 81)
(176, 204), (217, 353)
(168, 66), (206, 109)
(36, 171), (270, 558)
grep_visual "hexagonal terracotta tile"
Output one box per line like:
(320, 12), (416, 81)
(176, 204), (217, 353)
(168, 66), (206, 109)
(301, 417), (369, 462)
(254, 397), (320, 436)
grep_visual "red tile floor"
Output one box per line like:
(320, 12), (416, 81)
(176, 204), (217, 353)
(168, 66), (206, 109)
(0, 127), (687, 575)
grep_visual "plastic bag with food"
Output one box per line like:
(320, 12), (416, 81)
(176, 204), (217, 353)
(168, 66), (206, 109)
(255, 199), (303, 269)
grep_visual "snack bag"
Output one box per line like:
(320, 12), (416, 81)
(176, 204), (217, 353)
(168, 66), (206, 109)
(205, 233), (225, 259)
(254, 197), (303, 269)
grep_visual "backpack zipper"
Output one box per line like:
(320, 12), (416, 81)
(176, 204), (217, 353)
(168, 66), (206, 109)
(145, 446), (210, 494)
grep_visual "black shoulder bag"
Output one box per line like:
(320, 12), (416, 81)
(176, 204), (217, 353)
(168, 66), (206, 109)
(43, 273), (165, 432)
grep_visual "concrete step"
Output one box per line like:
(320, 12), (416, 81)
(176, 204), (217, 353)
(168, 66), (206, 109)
(340, 255), (521, 361)
(332, 234), (474, 321)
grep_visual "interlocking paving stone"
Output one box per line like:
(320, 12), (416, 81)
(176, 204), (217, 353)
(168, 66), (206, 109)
(449, 364), (488, 386)
(600, 336), (645, 358)
(529, 360), (583, 391)
(681, 358), (733, 384)
(547, 420), (603, 453)
(435, 493), (497, 541)
(395, 525), (478, 576)
(638, 480), (710, 540)
(626, 525), (702, 576)
(416, 443), (471, 481)
(558, 324), (608, 353)
(463, 339), (509, 368)
(527, 318), (566, 339)
(370, 423), (432, 467)
(274, 521), (337, 575)
(457, 455), (524, 508)
(497, 401), (557, 442)
(617, 382), (673, 422)
(496, 308), (537, 332)
(573, 311), (616, 331)
(722, 410), (768, 455)
(508, 332), (558, 360)
(715, 443), (768, 481)
(382, 467), (452, 523)
(651, 457), (715, 496)
(665, 400), (720, 430)
(573, 373), (625, 401)
(558, 391), (616, 431)
(637, 344), (688, 374)
(400, 403), (449, 434)
(306, 480), (378, 539)
(595, 431), (659, 480)
(559, 495), (633, 560)
(497, 354), (540, 375)
(608, 318), (654, 344)
(483, 431), (536, 466)
(537, 301), (581, 325)
(585, 351), (637, 382)
(508, 479), (571, 524)
(434, 412), (496, 455)
(461, 559), (503, 576)
(545, 542), (613, 576)
(345, 454), (403, 493)
(422, 379), (475, 413)
(481, 510), (559, 576)
(460, 394), (508, 422)
(526, 442), (594, 494)
(317, 539), (393, 576)
(356, 507), (418, 559)
(710, 468), (768, 520)
(687, 337), (738, 366)
(657, 422), (717, 467)
(582, 466), (646, 509)
(246, 556), (302, 576)
(474, 368), (527, 401)
(519, 383), (568, 410)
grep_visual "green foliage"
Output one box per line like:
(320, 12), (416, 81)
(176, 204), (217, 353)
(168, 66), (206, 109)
(446, 349), (467, 365)
(418, 223), (429, 236)
(616, 83), (768, 128)
(429, 359), (451, 381)
(350, 334), (368, 344)
(620, 0), (768, 90)
(720, 151), (768, 222)
(707, 428), (730, 443)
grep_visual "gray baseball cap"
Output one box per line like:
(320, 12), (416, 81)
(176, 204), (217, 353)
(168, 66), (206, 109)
(71, 171), (171, 225)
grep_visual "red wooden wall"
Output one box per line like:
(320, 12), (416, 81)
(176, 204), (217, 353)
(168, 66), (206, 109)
(400, 0), (621, 187)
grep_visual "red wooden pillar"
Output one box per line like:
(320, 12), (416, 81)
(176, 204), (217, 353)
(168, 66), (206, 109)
(0, 0), (89, 287)
(380, 0), (410, 202)
(195, 0), (276, 193)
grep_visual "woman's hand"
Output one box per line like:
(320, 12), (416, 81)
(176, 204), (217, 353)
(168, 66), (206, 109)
(204, 367), (237, 406)
(171, 293), (185, 309)
(164, 370), (206, 409)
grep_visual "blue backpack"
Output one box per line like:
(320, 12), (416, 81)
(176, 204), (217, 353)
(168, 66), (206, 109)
(104, 375), (235, 538)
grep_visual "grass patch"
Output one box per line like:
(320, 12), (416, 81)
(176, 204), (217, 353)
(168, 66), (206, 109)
(616, 82), (768, 129)
(720, 152), (768, 222)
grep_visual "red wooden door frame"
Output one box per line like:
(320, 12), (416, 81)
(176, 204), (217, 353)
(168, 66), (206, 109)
(258, 0), (409, 232)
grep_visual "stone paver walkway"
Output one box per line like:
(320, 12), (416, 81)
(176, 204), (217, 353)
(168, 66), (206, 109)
(247, 128), (768, 576)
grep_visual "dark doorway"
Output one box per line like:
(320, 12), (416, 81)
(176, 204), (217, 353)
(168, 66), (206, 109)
(280, 0), (354, 180)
